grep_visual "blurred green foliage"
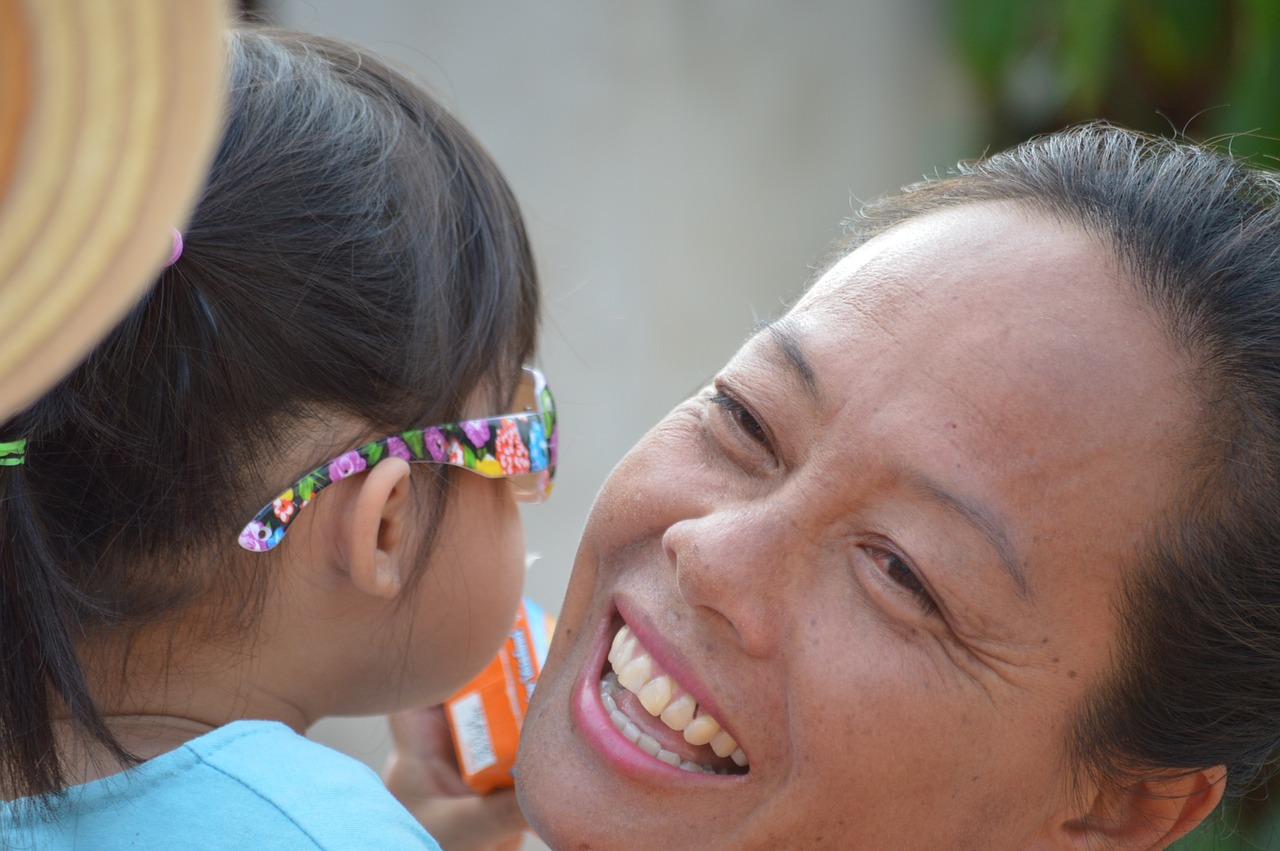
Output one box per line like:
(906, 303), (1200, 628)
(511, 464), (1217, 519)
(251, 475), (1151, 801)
(949, 0), (1280, 165)
(947, 2), (1280, 847)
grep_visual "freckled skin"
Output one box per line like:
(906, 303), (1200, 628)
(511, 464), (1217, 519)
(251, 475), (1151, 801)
(517, 203), (1199, 850)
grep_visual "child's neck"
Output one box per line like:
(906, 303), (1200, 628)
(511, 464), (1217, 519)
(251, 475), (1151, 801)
(53, 714), (218, 787)
(63, 613), (318, 787)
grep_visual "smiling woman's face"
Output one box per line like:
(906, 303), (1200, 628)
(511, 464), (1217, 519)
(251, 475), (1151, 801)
(518, 203), (1198, 850)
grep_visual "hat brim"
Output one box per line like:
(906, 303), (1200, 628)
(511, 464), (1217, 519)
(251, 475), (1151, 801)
(0, 0), (228, 415)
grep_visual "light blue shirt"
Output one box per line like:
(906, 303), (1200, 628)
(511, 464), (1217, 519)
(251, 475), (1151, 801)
(0, 720), (442, 850)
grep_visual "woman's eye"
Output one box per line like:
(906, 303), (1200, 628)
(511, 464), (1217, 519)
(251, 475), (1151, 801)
(709, 391), (770, 448)
(872, 548), (939, 617)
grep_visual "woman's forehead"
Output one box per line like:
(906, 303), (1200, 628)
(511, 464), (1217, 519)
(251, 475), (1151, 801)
(796, 202), (1114, 315)
(758, 205), (1186, 427)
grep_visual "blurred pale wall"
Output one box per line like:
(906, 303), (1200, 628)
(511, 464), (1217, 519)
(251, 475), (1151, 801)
(268, 1), (978, 847)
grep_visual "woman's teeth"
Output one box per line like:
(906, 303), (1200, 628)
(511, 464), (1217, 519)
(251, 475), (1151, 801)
(602, 624), (749, 771)
(600, 675), (742, 774)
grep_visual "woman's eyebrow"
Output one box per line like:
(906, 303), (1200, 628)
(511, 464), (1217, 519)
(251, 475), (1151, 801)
(905, 470), (1031, 600)
(759, 319), (820, 402)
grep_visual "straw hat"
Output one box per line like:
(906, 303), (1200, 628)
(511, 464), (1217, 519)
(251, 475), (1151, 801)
(0, 0), (229, 416)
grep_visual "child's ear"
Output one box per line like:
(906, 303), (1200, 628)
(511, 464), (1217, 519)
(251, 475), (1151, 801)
(339, 457), (415, 600)
(1050, 766), (1225, 850)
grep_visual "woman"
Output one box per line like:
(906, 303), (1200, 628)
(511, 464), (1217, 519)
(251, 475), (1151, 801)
(511, 124), (1280, 849)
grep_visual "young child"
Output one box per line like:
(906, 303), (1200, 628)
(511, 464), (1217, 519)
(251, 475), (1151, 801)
(0, 27), (551, 850)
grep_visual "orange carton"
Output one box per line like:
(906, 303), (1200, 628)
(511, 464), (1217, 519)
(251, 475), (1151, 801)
(445, 597), (555, 793)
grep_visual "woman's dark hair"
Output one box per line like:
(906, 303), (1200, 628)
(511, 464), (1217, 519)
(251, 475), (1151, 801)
(833, 122), (1280, 799)
(0, 27), (538, 800)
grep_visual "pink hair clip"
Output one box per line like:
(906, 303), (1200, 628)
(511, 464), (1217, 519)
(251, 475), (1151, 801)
(165, 227), (184, 267)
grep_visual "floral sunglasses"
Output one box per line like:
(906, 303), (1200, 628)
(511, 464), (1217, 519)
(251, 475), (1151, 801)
(238, 367), (556, 552)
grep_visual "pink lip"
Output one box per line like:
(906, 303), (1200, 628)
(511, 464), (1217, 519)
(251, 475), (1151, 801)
(569, 600), (747, 783)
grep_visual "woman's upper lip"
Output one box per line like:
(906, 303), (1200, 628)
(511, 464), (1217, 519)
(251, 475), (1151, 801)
(612, 594), (736, 739)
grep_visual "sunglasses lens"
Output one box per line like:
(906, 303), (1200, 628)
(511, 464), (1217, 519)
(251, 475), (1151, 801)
(512, 366), (554, 503)
(509, 470), (550, 503)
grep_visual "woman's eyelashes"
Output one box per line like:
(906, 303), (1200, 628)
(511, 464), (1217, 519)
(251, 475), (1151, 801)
(866, 545), (940, 617)
(708, 386), (772, 453)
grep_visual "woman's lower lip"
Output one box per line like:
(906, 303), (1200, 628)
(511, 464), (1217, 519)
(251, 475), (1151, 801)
(568, 610), (746, 784)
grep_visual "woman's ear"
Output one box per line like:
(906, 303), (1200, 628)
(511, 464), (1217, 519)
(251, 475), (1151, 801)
(339, 456), (415, 600)
(1056, 766), (1226, 850)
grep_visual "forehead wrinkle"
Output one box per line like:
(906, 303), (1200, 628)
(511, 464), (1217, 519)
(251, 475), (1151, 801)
(901, 468), (1032, 601)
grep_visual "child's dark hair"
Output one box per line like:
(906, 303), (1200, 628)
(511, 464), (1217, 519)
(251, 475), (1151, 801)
(0, 27), (538, 800)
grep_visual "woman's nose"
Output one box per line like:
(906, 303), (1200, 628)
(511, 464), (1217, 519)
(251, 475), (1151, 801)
(662, 507), (793, 657)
